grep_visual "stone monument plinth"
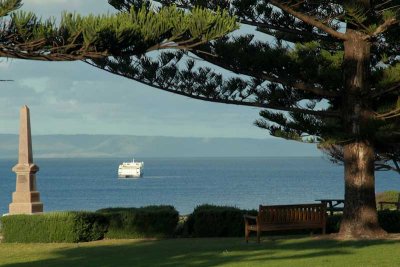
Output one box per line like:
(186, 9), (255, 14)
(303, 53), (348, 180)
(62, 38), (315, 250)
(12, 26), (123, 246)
(9, 105), (43, 214)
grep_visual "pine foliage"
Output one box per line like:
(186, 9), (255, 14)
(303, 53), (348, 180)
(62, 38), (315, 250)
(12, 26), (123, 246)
(0, 0), (237, 60)
(91, 0), (400, 174)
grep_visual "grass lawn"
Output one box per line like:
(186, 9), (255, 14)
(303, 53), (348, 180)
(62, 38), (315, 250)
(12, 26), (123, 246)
(0, 236), (399, 267)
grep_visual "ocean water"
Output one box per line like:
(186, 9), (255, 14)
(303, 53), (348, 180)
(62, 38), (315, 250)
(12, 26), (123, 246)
(0, 157), (399, 215)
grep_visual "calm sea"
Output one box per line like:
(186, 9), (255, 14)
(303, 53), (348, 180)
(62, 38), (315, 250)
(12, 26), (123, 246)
(0, 157), (399, 215)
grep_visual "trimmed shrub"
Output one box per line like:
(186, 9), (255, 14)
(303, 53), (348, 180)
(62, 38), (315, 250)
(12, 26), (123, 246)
(72, 212), (109, 241)
(97, 205), (179, 239)
(185, 204), (257, 237)
(378, 211), (400, 233)
(326, 215), (342, 233)
(0, 211), (108, 243)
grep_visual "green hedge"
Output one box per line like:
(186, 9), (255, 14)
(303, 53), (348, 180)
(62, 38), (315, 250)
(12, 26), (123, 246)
(0, 212), (108, 243)
(323, 211), (400, 233)
(379, 211), (400, 232)
(97, 205), (179, 239)
(185, 204), (257, 237)
(326, 215), (342, 233)
(4, 205), (397, 242)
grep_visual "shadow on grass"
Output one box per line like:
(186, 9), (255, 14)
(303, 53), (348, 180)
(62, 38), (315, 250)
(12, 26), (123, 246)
(2, 236), (399, 267)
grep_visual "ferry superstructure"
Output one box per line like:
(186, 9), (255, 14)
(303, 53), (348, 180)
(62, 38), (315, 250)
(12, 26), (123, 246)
(118, 158), (144, 178)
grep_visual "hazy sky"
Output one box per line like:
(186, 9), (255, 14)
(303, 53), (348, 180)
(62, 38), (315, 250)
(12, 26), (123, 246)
(0, 0), (270, 138)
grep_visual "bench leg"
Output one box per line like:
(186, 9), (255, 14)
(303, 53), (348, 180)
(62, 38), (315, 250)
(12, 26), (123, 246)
(245, 225), (249, 243)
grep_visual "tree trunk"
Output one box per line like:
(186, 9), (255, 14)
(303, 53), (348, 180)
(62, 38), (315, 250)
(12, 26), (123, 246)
(338, 30), (386, 238)
(339, 141), (386, 238)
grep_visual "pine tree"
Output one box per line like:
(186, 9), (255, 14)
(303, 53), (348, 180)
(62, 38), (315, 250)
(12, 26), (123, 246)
(0, 0), (236, 61)
(91, 0), (400, 238)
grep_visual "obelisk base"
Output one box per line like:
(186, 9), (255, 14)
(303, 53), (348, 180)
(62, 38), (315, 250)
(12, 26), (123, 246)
(9, 191), (43, 214)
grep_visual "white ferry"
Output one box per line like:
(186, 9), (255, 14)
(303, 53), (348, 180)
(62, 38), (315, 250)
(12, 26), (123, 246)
(118, 158), (144, 178)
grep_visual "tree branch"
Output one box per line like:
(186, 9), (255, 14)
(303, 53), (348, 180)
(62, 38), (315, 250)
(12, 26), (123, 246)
(370, 83), (400, 98)
(242, 19), (338, 42)
(191, 51), (340, 98)
(375, 163), (400, 173)
(366, 17), (398, 39)
(260, 72), (340, 97)
(375, 106), (400, 119)
(269, 0), (348, 40)
(85, 60), (340, 118)
(0, 49), (107, 61)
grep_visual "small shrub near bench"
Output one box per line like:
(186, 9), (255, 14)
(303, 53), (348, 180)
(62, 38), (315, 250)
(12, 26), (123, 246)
(97, 205), (179, 239)
(378, 211), (400, 233)
(0, 211), (108, 243)
(326, 215), (342, 233)
(185, 204), (257, 237)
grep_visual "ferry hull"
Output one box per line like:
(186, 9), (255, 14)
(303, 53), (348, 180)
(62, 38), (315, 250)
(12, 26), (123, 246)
(118, 160), (144, 178)
(118, 173), (143, 178)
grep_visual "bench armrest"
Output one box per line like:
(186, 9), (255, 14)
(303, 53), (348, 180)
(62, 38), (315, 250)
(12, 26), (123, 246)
(243, 215), (257, 224)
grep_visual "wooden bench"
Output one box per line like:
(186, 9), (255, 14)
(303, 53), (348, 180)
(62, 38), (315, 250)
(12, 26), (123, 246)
(244, 203), (327, 243)
(378, 194), (400, 211)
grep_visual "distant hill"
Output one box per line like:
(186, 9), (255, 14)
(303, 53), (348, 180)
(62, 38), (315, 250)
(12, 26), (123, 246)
(0, 134), (321, 158)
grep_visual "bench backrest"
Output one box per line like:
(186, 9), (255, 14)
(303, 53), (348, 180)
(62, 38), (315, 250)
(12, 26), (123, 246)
(258, 204), (326, 224)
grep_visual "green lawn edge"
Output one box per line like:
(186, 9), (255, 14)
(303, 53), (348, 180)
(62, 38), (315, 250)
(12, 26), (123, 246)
(0, 237), (399, 267)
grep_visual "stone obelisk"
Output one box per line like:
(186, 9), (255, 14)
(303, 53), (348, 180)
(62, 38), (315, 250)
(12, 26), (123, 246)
(9, 105), (43, 214)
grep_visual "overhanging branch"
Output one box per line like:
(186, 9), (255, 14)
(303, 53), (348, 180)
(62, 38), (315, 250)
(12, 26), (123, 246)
(370, 83), (400, 98)
(242, 20), (338, 42)
(191, 51), (340, 98)
(269, 0), (348, 41)
(85, 59), (340, 118)
(366, 18), (399, 39)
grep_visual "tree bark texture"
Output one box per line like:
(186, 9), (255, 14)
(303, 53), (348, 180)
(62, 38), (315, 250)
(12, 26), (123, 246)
(339, 29), (386, 238)
(340, 141), (386, 238)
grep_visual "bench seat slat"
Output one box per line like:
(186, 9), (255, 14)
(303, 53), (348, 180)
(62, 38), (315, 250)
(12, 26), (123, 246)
(247, 223), (324, 231)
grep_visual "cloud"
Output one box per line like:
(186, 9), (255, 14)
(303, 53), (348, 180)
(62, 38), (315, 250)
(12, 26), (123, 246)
(0, 55), (267, 138)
